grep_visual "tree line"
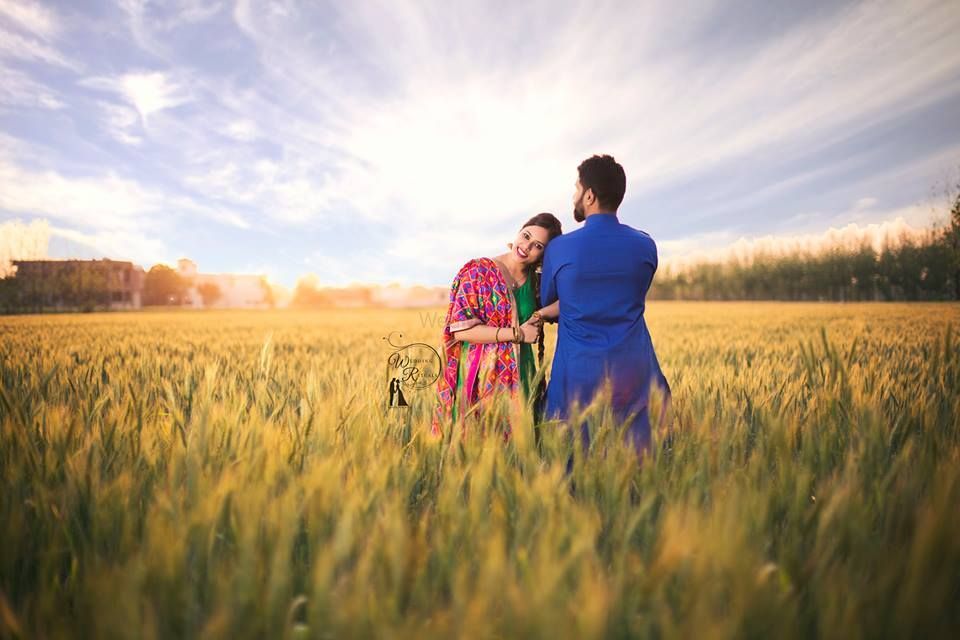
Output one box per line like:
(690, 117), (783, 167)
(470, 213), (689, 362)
(0, 263), (114, 313)
(650, 191), (960, 302)
(0, 263), (228, 313)
(2, 188), (958, 311)
(138, 264), (226, 307)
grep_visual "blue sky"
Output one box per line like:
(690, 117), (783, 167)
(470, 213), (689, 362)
(1, 0), (959, 287)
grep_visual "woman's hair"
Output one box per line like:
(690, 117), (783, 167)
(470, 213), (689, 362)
(521, 212), (563, 248)
(520, 211), (561, 427)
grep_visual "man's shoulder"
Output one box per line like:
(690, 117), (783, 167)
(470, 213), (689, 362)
(542, 231), (570, 258)
(616, 219), (651, 238)
(618, 222), (657, 248)
(546, 221), (657, 253)
(546, 227), (585, 249)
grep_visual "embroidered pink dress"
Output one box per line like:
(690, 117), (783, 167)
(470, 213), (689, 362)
(431, 256), (530, 437)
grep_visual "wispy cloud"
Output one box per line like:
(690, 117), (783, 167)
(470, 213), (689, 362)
(119, 72), (191, 124)
(0, 142), (249, 242)
(0, 0), (78, 71)
(96, 101), (142, 145)
(221, 118), (258, 142)
(0, 0), (958, 286)
(48, 225), (169, 265)
(0, 160), (161, 230)
(216, 0), (960, 228)
(0, 217), (49, 277)
(82, 71), (192, 126)
(0, 64), (64, 109)
(0, 25), (77, 69)
(0, 0), (60, 39)
(157, 0), (225, 30)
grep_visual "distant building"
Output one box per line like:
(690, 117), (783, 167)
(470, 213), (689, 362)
(11, 259), (144, 310)
(289, 279), (449, 309)
(371, 284), (448, 307)
(177, 259), (272, 309)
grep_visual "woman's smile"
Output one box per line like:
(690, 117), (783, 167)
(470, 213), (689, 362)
(433, 212), (561, 437)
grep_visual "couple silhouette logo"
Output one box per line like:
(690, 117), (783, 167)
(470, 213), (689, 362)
(383, 332), (442, 410)
(387, 377), (408, 408)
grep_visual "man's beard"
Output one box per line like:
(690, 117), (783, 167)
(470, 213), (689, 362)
(573, 195), (585, 222)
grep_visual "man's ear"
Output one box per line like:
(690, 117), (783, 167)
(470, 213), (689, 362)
(584, 188), (595, 206)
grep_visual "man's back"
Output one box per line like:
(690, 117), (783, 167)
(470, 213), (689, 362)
(540, 212), (667, 449)
(544, 213), (657, 347)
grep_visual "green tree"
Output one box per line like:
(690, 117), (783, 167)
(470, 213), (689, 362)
(197, 282), (222, 308)
(70, 262), (109, 312)
(649, 219), (954, 302)
(0, 276), (18, 313)
(259, 277), (275, 309)
(947, 186), (960, 300)
(290, 275), (331, 308)
(143, 264), (187, 306)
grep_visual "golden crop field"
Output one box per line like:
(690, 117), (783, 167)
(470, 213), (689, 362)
(1, 303), (958, 639)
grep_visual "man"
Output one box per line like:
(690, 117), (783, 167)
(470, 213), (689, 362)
(539, 154), (669, 456)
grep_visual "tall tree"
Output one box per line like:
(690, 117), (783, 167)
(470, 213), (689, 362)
(197, 282), (222, 308)
(0, 276), (18, 313)
(259, 277), (275, 309)
(143, 264), (187, 306)
(948, 186), (960, 300)
(290, 275), (331, 308)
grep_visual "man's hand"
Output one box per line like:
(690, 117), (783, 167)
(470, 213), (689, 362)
(534, 301), (560, 323)
(520, 319), (541, 343)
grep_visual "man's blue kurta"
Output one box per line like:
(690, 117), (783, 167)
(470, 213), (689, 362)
(540, 212), (669, 453)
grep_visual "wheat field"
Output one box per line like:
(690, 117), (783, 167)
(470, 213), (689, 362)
(1, 303), (958, 639)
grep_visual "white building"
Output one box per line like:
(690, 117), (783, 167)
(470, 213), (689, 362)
(371, 284), (448, 308)
(177, 259), (272, 309)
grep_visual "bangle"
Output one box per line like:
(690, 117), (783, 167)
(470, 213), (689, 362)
(496, 327), (501, 342)
(513, 325), (521, 344)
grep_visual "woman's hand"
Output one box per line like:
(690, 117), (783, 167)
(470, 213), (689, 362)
(452, 321), (540, 344)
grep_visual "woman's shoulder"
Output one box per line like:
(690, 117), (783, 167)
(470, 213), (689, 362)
(455, 256), (497, 277)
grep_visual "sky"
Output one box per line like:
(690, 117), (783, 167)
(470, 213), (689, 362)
(1, 0), (959, 288)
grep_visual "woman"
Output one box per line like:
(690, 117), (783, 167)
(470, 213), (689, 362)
(432, 213), (563, 438)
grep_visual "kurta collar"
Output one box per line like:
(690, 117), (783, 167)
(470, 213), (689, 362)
(585, 212), (619, 226)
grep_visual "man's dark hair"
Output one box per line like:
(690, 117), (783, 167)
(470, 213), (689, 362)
(577, 154), (626, 211)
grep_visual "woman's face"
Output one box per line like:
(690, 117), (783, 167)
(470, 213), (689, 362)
(513, 225), (550, 266)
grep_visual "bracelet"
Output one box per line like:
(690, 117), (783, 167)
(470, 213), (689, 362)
(513, 325), (522, 344)
(495, 327), (501, 342)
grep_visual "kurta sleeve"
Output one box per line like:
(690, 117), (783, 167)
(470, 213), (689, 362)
(447, 260), (485, 333)
(540, 243), (559, 307)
